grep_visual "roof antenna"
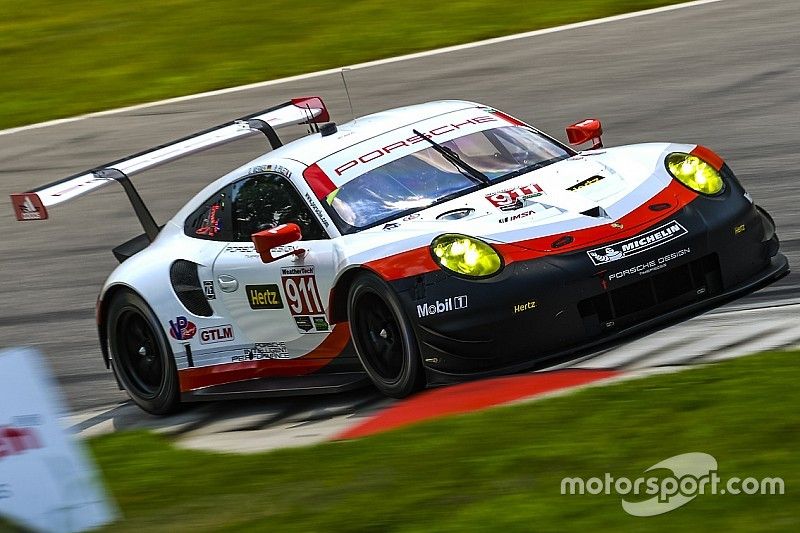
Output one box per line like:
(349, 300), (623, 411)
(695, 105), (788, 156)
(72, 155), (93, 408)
(340, 68), (355, 122)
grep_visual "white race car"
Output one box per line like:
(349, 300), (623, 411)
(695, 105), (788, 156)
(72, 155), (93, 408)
(11, 97), (788, 414)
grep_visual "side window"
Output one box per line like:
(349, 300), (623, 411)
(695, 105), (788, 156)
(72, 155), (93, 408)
(184, 188), (230, 241)
(230, 173), (328, 242)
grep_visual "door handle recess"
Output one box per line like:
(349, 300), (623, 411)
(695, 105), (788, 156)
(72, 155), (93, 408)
(217, 275), (239, 292)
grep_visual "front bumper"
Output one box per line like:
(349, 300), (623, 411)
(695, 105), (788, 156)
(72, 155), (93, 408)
(393, 184), (789, 379)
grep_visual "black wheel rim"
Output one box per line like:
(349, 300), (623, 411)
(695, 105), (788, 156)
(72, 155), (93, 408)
(117, 309), (164, 398)
(353, 291), (404, 382)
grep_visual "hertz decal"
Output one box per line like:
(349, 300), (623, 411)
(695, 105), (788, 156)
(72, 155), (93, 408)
(246, 284), (284, 310)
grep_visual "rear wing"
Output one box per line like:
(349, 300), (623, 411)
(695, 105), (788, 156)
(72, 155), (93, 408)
(10, 97), (330, 241)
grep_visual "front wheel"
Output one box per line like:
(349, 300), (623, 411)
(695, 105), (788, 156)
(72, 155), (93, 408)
(107, 290), (181, 415)
(347, 272), (426, 398)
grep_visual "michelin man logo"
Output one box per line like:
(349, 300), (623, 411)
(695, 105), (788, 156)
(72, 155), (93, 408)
(587, 247), (624, 264)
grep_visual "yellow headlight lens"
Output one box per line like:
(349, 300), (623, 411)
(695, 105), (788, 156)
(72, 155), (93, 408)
(666, 152), (724, 195)
(431, 234), (503, 278)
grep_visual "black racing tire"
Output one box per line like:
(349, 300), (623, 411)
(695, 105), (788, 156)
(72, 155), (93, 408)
(347, 272), (426, 398)
(107, 290), (181, 415)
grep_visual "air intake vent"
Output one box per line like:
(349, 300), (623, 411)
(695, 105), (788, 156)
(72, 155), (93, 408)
(170, 260), (213, 317)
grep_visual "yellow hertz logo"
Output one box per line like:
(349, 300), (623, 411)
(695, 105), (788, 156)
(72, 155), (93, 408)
(246, 284), (284, 310)
(735, 224), (746, 235)
(513, 300), (537, 314)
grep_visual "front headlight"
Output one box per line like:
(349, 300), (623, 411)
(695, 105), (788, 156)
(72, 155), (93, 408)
(665, 152), (724, 195)
(430, 234), (503, 278)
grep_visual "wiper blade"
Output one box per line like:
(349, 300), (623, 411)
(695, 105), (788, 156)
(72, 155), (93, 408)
(412, 129), (490, 185)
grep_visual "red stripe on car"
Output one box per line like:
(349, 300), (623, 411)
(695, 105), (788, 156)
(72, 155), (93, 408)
(690, 145), (725, 171)
(178, 324), (351, 392)
(490, 109), (528, 126)
(303, 163), (337, 200)
(366, 179), (699, 281)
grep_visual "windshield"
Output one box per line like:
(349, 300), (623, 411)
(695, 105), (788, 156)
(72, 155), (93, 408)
(324, 126), (571, 232)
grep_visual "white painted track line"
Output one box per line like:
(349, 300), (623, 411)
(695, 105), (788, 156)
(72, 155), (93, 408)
(0, 0), (723, 138)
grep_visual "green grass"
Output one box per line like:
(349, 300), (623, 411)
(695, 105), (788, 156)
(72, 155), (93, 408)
(89, 350), (800, 532)
(0, 0), (688, 130)
(0, 518), (28, 533)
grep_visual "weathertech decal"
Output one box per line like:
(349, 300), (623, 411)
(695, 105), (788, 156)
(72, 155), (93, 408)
(608, 247), (692, 280)
(10, 193), (47, 221)
(587, 220), (688, 265)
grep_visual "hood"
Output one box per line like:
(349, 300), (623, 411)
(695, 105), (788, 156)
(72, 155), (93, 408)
(343, 142), (695, 262)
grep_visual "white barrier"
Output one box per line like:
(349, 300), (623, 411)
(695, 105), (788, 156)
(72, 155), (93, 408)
(0, 348), (116, 532)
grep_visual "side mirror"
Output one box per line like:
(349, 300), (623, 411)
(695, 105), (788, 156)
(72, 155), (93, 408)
(251, 223), (304, 263)
(566, 119), (603, 150)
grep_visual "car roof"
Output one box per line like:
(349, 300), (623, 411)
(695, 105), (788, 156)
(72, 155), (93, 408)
(171, 99), (486, 226)
(261, 99), (481, 166)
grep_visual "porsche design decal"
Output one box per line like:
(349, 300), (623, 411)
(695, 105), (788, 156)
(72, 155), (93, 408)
(608, 247), (692, 280)
(586, 220), (688, 266)
(232, 342), (290, 361)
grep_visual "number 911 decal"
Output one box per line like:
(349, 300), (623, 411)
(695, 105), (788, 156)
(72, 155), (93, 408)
(280, 266), (330, 334)
(485, 183), (543, 211)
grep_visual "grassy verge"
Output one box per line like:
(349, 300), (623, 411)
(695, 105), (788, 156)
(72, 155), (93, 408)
(0, 518), (28, 532)
(90, 350), (800, 531)
(0, 0), (688, 130)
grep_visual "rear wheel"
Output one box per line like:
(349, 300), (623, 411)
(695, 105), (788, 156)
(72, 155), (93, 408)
(347, 273), (425, 398)
(107, 290), (181, 415)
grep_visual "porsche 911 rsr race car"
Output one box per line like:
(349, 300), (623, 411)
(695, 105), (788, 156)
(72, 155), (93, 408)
(11, 97), (789, 414)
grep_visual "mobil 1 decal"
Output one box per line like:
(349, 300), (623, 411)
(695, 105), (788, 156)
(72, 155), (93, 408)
(280, 265), (330, 334)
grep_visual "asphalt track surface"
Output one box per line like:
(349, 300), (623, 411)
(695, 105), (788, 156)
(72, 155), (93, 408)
(1, 0), (798, 429)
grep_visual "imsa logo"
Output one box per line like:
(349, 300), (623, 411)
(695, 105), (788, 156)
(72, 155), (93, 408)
(417, 295), (468, 318)
(586, 220), (688, 266)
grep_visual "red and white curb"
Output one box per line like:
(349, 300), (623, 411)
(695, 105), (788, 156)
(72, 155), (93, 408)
(63, 301), (800, 453)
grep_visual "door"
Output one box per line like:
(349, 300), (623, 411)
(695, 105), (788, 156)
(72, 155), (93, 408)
(211, 172), (338, 360)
